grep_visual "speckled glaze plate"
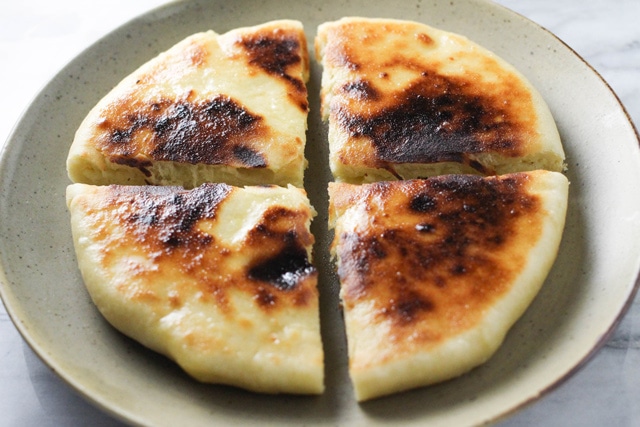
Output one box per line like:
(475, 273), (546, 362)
(1, 0), (640, 426)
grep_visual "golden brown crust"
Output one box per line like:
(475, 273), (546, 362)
(84, 183), (318, 314)
(330, 173), (543, 353)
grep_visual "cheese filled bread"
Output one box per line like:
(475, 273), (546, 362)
(316, 17), (565, 184)
(328, 171), (568, 400)
(67, 182), (324, 394)
(68, 20), (310, 188)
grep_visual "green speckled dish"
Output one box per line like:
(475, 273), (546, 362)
(1, 0), (640, 425)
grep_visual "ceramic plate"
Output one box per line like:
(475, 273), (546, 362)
(1, 0), (640, 425)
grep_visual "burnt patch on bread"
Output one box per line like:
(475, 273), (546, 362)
(334, 174), (543, 340)
(391, 292), (435, 324)
(341, 79), (379, 101)
(97, 93), (268, 170)
(110, 183), (232, 252)
(334, 75), (525, 171)
(410, 192), (438, 213)
(237, 28), (309, 112)
(245, 206), (317, 302)
(233, 145), (267, 167)
(248, 241), (316, 291)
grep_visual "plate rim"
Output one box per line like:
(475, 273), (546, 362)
(1, 0), (640, 425)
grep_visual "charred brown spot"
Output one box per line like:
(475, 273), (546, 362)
(416, 32), (435, 46)
(248, 242), (316, 291)
(335, 75), (524, 169)
(98, 94), (268, 168)
(410, 193), (437, 212)
(238, 30), (308, 111)
(233, 145), (267, 167)
(111, 183), (232, 252)
(337, 233), (387, 300)
(150, 97), (265, 165)
(240, 33), (300, 79)
(341, 79), (379, 101)
(237, 205), (318, 308)
(254, 286), (277, 307)
(391, 292), (434, 324)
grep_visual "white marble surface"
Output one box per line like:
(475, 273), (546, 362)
(0, 0), (638, 426)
